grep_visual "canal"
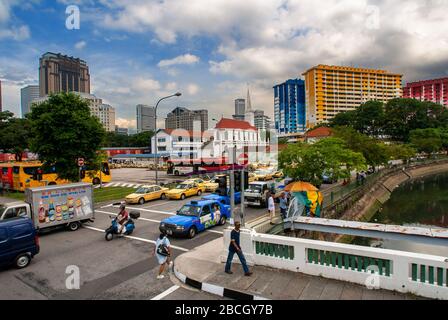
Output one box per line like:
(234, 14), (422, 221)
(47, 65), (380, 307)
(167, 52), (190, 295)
(355, 172), (448, 257)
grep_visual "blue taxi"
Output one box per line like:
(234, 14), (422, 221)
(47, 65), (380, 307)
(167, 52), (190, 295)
(159, 200), (230, 238)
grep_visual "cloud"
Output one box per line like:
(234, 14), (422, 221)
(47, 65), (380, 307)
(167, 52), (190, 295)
(75, 40), (87, 50)
(157, 54), (200, 68)
(116, 118), (137, 128)
(132, 77), (161, 92)
(165, 82), (178, 91)
(186, 83), (200, 95)
(0, 25), (30, 41)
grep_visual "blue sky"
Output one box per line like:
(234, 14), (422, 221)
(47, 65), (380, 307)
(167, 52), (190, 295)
(1, 0), (448, 128)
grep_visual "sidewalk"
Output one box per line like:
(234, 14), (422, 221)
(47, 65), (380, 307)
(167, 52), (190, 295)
(174, 238), (422, 300)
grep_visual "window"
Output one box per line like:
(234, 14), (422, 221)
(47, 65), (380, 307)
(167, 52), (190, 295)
(2, 207), (26, 220)
(13, 167), (20, 174)
(201, 205), (211, 216)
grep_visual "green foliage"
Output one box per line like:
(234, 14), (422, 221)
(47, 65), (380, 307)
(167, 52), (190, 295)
(385, 143), (416, 162)
(329, 111), (357, 128)
(354, 101), (384, 137)
(409, 128), (443, 155)
(102, 131), (154, 147)
(0, 111), (31, 161)
(279, 138), (366, 186)
(27, 92), (106, 182)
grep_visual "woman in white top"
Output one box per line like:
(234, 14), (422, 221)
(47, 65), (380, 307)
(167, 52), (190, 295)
(268, 192), (275, 224)
(155, 233), (172, 279)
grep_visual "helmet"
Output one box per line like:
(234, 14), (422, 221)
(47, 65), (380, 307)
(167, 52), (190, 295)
(120, 203), (126, 210)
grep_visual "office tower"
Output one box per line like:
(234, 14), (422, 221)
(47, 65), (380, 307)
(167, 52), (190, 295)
(253, 109), (271, 131)
(165, 107), (208, 132)
(303, 65), (402, 128)
(20, 85), (40, 117)
(90, 101), (115, 132)
(39, 52), (90, 97)
(136, 104), (156, 133)
(274, 79), (306, 135)
(233, 99), (246, 121)
(403, 77), (448, 107)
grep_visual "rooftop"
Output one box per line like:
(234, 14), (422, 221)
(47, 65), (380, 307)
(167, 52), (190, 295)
(305, 126), (333, 138)
(215, 118), (257, 131)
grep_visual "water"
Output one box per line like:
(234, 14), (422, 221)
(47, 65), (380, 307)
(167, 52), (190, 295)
(355, 172), (448, 257)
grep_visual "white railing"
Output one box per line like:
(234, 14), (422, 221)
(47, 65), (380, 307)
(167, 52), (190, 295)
(223, 228), (448, 300)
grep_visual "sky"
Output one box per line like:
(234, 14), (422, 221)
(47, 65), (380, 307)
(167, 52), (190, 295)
(1, 0), (448, 129)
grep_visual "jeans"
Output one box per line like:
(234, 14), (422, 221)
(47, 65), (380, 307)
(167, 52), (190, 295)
(225, 250), (250, 274)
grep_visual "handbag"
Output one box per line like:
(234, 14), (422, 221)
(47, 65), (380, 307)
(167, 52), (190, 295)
(157, 242), (169, 256)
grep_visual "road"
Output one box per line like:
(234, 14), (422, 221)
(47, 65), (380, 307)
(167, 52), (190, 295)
(0, 193), (266, 300)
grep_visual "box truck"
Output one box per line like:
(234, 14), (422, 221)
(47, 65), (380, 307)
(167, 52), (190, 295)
(0, 183), (94, 232)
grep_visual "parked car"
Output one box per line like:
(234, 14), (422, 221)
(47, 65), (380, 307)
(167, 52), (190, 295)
(159, 200), (230, 238)
(0, 217), (40, 269)
(184, 178), (207, 193)
(125, 185), (169, 205)
(253, 170), (274, 181)
(166, 182), (202, 200)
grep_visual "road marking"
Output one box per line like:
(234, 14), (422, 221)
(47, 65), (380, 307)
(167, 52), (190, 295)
(83, 226), (189, 252)
(144, 201), (173, 209)
(109, 205), (176, 216)
(151, 285), (180, 300)
(96, 210), (224, 235)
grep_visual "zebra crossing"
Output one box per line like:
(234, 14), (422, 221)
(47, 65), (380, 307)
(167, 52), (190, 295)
(93, 182), (144, 189)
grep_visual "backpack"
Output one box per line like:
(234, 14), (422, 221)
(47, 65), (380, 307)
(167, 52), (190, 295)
(157, 239), (169, 256)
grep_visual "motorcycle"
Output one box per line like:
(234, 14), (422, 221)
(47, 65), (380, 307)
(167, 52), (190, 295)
(105, 210), (140, 241)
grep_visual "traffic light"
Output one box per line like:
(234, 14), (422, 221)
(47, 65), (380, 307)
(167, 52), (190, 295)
(216, 175), (227, 195)
(234, 171), (249, 192)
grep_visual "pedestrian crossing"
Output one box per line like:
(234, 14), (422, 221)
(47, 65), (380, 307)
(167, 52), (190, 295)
(93, 182), (143, 189)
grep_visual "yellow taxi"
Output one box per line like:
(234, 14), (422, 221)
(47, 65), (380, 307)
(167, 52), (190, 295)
(248, 173), (256, 183)
(253, 170), (274, 181)
(185, 178), (207, 193)
(125, 185), (169, 205)
(166, 182), (202, 200)
(272, 170), (284, 179)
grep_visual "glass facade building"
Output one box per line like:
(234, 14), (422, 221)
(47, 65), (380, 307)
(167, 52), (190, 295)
(274, 79), (306, 135)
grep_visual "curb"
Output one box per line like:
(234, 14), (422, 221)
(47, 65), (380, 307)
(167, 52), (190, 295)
(173, 263), (269, 301)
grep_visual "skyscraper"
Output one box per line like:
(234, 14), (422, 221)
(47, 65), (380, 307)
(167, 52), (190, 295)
(253, 109), (271, 131)
(136, 104), (156, 133)
(403, 77), (448, 107)
(39, 52), (90, 97)
(0, 80), (2, 112)
(165, 107), (208, 132)
(274, 79), (306, 135)
(303, 65), (402, 128)
(233, 99), (246, 120)
(20, 85), (40, 117)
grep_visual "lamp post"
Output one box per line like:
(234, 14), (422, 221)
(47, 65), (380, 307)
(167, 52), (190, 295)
(154, 92), (182, 185)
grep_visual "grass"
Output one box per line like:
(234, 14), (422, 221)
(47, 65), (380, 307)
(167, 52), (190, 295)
(1, 187), (136, 204)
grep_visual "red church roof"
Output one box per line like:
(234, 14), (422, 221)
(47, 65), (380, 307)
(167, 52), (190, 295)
(305, 127), (333, 138)
(215, 118), (257, 131)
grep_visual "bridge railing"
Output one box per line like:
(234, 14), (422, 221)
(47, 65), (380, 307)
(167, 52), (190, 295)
(223, 228), (448, 300)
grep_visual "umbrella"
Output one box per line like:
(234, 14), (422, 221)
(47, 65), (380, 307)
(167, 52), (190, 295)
(284, 181), (319, 193)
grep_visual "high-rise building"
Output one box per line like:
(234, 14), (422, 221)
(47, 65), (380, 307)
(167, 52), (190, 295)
(0, 80), (2, 112)
(20, 85), (40, 117)
(136, 104), (156, 133)
(39, 52), (90, 97)
(165, 107), (208, 132)
(403, 77), (448, 107)
(115, 126), (129, 135)
(90, 101), (116, 132)
(233, 99), (246, 120)
(253, 109), (271, 131)
(303, 65), (402, 128)
(274, 79), (306, 135)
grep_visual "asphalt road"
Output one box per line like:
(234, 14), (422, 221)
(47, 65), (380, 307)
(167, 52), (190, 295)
(0, 193), (266, 300)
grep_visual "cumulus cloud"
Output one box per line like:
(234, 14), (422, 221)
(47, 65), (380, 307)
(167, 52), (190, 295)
(116, 118), (137, 128)
(75, 40), (87, 50)
(157, 54), (200, 68)
(132, 77), (161, 92)
(0, 25), (30, 41)
(187, 83), (200, 95)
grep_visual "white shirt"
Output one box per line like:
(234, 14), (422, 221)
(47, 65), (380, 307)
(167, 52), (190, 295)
(268, 196), (275, 211)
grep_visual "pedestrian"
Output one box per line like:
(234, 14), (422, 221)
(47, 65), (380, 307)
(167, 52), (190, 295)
(279, 192), (288, 220)
(155, 232), (173, 280)
(268, 192), (276, 224)
(225, 221), (252, 276)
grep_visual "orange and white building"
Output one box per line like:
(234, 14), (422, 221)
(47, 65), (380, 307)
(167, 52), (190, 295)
(303, 65), (403, 128)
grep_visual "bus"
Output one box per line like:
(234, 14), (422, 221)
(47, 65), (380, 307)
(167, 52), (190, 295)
(167, 156), (245, 176)
(11, 162), (112, 192)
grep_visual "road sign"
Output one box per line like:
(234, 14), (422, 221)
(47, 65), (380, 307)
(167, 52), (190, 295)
(238, 153), (249, 166)
(78, 158), (85, 167)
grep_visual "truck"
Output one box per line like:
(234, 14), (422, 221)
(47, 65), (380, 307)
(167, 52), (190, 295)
(244, 181), (273, 208)
(0, 183), (94, 232)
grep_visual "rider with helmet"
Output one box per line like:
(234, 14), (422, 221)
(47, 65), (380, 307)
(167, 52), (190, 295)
(117, 203), (129, 235)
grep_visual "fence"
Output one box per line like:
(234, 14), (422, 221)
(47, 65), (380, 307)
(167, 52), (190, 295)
(223, 228), (448, 299)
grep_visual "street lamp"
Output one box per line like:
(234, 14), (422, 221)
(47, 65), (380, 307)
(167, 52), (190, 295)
(154, 92), (182, 185)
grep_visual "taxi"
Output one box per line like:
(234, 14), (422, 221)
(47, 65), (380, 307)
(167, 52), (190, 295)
(184, 178), (207, 193)
(159, 200), (230, 238)
(125, 185), (169, 205)
(253, 169), (274, 181)
(248, 172), (256, 183)
(166, 182), (202, 200)
(272, 170), (284, 179)
(203, 174), (227, 192)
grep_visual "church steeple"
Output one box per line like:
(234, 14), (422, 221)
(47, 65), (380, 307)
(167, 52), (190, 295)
(245, 83), (255, 126)
(246, 83), (252, 112)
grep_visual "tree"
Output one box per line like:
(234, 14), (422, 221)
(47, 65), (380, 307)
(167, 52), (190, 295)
(130, 131), (154, 147)
(0, 111), (31, 161)
(354, 101), (385, 138)
(28, 92), (106, 181)
(409, 128), (443, 156)
(333, 126), (389, 170)
(329, 110), (357, 128)
(279, 138), (366, 186)
(385, 143), (416, 163)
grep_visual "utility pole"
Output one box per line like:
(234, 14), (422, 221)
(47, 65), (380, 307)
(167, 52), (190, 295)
(241, 166), (245, 227)
(230, 146), (236, 226)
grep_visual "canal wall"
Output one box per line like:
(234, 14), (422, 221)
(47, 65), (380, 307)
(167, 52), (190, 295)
(330, 160), (448, 243)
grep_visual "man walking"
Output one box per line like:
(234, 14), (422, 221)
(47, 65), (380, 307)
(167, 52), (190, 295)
(268, 192), (276, 224)
(279, 192), (288, 220)
(225, 221), (252, 276)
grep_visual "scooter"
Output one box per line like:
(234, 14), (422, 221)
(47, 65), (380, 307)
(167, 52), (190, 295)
(105, 210), (140, 241)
